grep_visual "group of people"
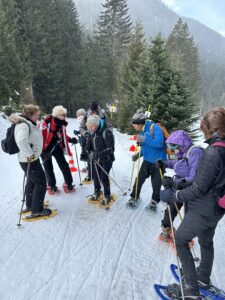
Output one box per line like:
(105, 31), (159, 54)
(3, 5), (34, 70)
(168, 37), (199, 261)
(6, 101), (225, 299)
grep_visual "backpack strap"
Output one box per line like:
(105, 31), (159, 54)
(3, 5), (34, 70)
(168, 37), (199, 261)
(185, 145), (202, 160)
(212, 142), (225, 148)
(150, 123), (155, 138)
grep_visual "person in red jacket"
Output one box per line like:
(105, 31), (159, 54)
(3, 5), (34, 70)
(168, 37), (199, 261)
(40, 105), (77, 194)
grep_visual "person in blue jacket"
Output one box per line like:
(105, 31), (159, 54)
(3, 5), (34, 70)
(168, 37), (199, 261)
(127, 109), (167, 209)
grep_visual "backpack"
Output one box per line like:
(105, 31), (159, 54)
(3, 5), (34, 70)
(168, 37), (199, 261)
(1, 122), (30, 155)
(212, 142), (225, 209)
(149, 122), (173, 155)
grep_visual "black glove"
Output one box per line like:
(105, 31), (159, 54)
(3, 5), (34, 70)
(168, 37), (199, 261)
(78, 136), (86, 145)
(42, 150), (51, 161)
(162, 176), (174, 190)
(176, 179), (190, 190)
(69, 137), (78, 144)
(155, 159), (166, 172)
(160, 189), (179, 203)
(73, 130), (80, 135)
(89, 151), (99, 161)
(132, 153), (139, 162)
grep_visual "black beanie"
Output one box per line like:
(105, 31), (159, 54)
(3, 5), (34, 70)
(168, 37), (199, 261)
(90, 101), (99, 113)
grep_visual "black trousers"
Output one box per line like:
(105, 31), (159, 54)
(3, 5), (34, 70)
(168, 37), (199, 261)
(42, 145), (73, 188)
(162, 202), (188, 228)
(20, 159), (46, 213)
(92, 160), (112, 196)
(130, 160), (162, 201)
(175, 211), (223, 288)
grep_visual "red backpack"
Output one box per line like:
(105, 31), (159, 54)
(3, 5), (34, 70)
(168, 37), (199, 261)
(212, 142), (225, 209)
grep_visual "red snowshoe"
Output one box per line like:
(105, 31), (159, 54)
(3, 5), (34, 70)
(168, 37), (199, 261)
(63, 183), (76, 193)
(47, 186), (60, 195)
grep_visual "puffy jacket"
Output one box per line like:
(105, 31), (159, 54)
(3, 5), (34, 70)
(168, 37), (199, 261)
(86, 123), (115, 163)
(140, 120), (167, 163)
(178, 136), (225, 217)
(39, 115), (72, 156)
(10, 114), (43, 163)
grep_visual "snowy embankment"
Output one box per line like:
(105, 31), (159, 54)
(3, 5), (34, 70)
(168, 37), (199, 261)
(0, 115), (224, 300)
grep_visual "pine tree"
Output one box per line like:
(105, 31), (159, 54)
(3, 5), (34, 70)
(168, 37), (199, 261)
(166, 18), (200, 106)
(117, 20), (146, 132)
(94, 0), (132, 104)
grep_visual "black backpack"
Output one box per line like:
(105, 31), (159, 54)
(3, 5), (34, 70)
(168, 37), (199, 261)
(1, 122), (30, 155)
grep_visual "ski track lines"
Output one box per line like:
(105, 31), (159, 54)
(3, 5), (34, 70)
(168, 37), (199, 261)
(1, 117), (225, 300)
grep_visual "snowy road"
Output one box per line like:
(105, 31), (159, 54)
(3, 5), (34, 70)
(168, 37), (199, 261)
(0, 116), (224, 300)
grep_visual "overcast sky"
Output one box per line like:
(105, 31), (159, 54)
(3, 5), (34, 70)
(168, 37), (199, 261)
(161, 0), (225, 37)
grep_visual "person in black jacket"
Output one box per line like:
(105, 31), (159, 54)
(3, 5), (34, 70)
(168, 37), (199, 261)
(160, 107), (225, 300)
(86, 115), (115, 205)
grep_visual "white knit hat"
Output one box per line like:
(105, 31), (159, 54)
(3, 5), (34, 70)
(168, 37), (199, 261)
(86, 115), (100, 126)
(76, 108), (86, 117)
(52, 105), (67, 117)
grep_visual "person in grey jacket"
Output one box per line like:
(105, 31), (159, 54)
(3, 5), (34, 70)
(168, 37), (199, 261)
(11, 105), (51, 219)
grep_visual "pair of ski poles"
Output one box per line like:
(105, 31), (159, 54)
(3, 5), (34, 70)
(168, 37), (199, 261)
(129, 145), (141, 202)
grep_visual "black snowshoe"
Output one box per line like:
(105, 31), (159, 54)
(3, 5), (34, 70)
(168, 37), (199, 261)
(145, 199), (158, 212)
(127, 197), (140, 208)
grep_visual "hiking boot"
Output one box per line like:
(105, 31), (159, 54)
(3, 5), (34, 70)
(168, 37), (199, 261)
(146, 199), (158, 212)
(101, 195), (112, 206)
(21, 207), (32, 214)
(167, 283), (201, 300)
(84, 177), (91, 182)
(127, 197), (139, 207)
(159, 226), (173, 242)
(27, 208), (52, 219)
(90, 191), (102, 201)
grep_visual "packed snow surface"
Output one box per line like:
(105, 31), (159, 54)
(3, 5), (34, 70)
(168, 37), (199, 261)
(0, 115), (224, 300)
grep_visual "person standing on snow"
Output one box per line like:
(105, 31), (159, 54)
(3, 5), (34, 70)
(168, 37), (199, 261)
(157, 130), (203, 242)
(160, 107), (225, 299)
(86, 115), (115, 206)
(128, 109), (167, 209)
(40, 105), (77, 194)
(11, 105), (52, 218)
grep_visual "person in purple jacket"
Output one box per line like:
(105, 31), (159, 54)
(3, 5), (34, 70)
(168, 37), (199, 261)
(158, 130), (203, 242)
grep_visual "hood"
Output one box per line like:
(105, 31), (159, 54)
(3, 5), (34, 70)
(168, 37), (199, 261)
(166, 130), (192, 153)
(9, 114), (28, 125)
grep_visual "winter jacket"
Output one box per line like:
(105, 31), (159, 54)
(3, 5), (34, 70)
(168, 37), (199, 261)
(140, 120), (167, 163)
(39, 115), (72, 156)
(165, 130), (203, 183)
(10, 114), (43, 163)
(86, 123), (115, 163)
(79, 108), (112, 136)
(178, 136), (225, 217)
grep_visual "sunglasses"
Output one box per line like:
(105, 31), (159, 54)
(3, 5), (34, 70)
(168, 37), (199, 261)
(167, 143), (181, 151)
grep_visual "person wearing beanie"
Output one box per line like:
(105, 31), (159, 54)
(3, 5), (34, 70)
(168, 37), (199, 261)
(9, 104), (52, 219)
(127, 109), (167, 209)
(39, 105), (77, 194)
(85, 114), (115, 205)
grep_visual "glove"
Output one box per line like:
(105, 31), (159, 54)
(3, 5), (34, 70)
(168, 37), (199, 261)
(89, 151), (99, 161)
(162, 176), (174, 190)
(132, 152), (139, 162)
(73, 130), (80, 135)
(155, 159), (165, 169)
(160, 189), (179, 203)
(27, 153), (35, 163)
(69, 137), (78, 144)
(176, 179), (190, 190)
(78, 136), (86, 145)
(136, 135), (145, 145)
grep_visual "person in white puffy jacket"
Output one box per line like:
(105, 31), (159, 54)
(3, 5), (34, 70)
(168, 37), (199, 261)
(10, 105), (51, 219)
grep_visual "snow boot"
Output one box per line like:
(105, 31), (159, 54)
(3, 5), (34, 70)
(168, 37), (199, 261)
(167, 283), (202, 299)
(100, 195), (112, 206)
(63, 183), (76, 193)
(145, 199), (158, 212)
(89, 191), (102, 201)
(47, 186), (60, 195)
(21, 207), (32, 214)
(127, 197), (139, 208)
(25, 208), (52, 220)
(159, 226), (174, 243)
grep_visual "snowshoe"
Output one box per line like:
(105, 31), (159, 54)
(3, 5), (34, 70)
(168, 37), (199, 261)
(145, 199), (158, 212)
(87, 191), (103, 203)
(22, 208), (58, 222)
(19, 200), (50, 215)
(159, 227), (174, 243)
(47, 186), (60, 195)
(63, 183), (76, 193)
(100, 195), (112, 206)
(98, 194), (117, 210)
(166, 283), (202, 300)
(81, 177), (93, 185)
(126, 197), (140, 208)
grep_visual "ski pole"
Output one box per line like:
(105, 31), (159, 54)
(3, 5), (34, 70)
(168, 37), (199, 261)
(17, 163), (30, 228)
(134, 150), (141, 201)
(174, 203), (200, 263)
(129, 146), (138, 191)
(94, 161), (103, 190)
(42, 140), (60, 165)
(168, 205), (185, 300)
(94, 160), (127, 196)
(74, 144), (82, 186)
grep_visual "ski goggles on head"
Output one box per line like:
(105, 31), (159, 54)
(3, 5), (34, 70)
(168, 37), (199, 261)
(166, 143), (181, 151)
